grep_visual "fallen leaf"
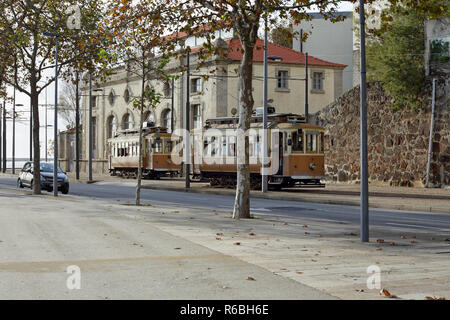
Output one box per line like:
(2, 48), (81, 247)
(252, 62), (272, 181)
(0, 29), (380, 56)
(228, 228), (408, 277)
(172, 210), (180, 213)
(311, 259), (317, 262)
(356, 289), (365, 293)
(376, 247), (383, 251)
(220, 285), (228, 289)
(296, 271), (303, 274)
(216, 238), (222, 240)
(248, 233), (255, 236)
(216, 233), (224, 236)
(380, 288), (397, 298)
(303, 225), (308, 228)
(410, 240), (418, 244)
(445, 238), (450, 242)
(390, 242), (396, 246)
(304, 232), (310, 235)
(174, 247), (181, 250)
(132, 243), (138, 246)
(283, 222), (288, 225)
(246, 276), (255, 281)
(425, 296), (445, 300)
(234, 242), (241, 245)
(401, 236), (407, 239)
(376, 239), (385, 243)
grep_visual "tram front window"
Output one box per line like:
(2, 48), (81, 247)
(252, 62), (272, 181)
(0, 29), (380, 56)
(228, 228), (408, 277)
(292, 129), (303, 152)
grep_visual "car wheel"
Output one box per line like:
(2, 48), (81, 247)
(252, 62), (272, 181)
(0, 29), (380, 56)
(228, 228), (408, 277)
(62, 185), (69, 195)
(17, 178), (24, 188)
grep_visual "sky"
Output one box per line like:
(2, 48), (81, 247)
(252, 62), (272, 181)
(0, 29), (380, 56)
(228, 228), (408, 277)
(2, 1), (355, 161)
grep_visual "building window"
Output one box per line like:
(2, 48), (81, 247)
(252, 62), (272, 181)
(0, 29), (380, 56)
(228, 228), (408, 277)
(161, 109), (171, 131)
(312, 72), (324, 91)
(107, 116), (116, 139)
(124, 88), (130, 103)
(91, 96), (97, 108)
(92, 117), (97, 158)
(277, 70), (289, 89)
(163, 82), (171, 97)
(144, 111), (155, 125)
(191, 78), (202, 93)
(192, 104), (201, 129)
(108, 90), (115, 105)
(123, 113), (132, 130)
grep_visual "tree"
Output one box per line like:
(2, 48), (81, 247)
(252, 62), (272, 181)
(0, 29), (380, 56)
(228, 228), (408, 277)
(58, 81), (78, 128)
(270, 24), (293, 49)
(0, 0), (113, 194)
(153, 0), (344, 219)
(108, 1), (170, 206)
(364, 1), (449, 109)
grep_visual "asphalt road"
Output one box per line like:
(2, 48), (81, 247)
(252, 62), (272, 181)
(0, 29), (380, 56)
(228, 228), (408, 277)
(1, 176), (449, 233)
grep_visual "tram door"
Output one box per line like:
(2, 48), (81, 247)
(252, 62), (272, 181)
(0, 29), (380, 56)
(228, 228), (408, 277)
(278, 132), (283, 175)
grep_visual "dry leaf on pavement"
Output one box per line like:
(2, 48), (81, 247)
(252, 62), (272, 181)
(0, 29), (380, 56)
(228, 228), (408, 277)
(246, 276), (255, 281)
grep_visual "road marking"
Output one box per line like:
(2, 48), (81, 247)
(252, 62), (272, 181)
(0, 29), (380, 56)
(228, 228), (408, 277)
(386, 222), (450, 232)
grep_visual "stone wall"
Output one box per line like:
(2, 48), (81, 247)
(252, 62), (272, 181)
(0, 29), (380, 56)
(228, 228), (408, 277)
(314, 81), (449, 187)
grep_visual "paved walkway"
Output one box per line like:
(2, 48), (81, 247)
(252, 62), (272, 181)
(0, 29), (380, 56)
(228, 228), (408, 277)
(0, 186), (449, 300)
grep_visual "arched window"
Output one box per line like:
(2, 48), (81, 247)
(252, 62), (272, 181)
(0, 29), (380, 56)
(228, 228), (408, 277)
(163, 82), (171, 97)
(123, 113), (133, 130)
(107, 115), (116, 138)
(144, 111), (155, 125)
(161, 109), (171, 131)
(124, 88), (130, 103)
(108, 90), (116, 105)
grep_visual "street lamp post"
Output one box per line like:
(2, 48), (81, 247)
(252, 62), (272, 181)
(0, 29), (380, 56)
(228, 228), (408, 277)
(44, 31), (59, 197)
(88, 77), (103, 183)
(1, 101), (5, 172)
(359, 0), (369, 242)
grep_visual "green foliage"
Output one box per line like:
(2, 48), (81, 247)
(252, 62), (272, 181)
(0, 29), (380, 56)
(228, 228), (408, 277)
(366, 7), (426, 110)
(131, 85), (162, 112)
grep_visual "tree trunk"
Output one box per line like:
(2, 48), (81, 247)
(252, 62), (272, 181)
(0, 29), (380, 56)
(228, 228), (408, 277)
(31, 81), (41, 194)
(232, 42), (255, 219)
(136, 70), (145, 206)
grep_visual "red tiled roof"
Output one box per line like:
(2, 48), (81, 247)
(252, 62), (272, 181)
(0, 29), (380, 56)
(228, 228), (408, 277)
(225, 38), (346, 68)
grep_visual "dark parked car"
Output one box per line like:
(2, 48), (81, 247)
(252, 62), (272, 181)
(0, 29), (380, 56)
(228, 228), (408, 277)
(17, 162), (69, 194)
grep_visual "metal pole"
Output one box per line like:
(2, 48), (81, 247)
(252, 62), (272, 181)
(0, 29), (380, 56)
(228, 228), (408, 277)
(29, 101), (32, 161)
(88, 73), (93, 182)
(300, 29), (303, 53)
(185, 52), (190, 189)
(171, 77), (174, 133)
(0, 101), (2, 172)
(262, 14), (269, 193)
(75, 72), (80, 179)
(45, 87), (48, 162)
(359, 0), (369, 242)
(2, 101), (5, 172)
(53, 37), (59, 197)
(12, 85), (15, 175)
(305, 53), (309, 123)
(425, 78), (436, 187)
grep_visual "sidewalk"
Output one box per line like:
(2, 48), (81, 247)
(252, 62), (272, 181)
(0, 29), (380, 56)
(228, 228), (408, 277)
(68, 172), (450, 214)
(0, 186), (449, 300)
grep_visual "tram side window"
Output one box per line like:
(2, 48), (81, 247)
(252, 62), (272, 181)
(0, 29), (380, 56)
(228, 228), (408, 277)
(320, 132), (324, 152)
(154, 140), (163, 153)
(228, 136), (236, 157)
(292, 129), (303, 151)
(165, 140), (173, 153)
(306, 132), (318, 152)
